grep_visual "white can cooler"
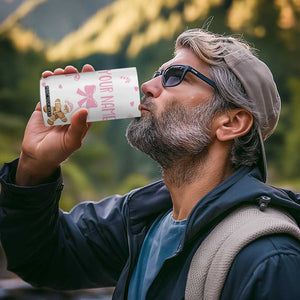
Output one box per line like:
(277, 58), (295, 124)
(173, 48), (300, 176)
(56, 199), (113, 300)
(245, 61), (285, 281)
(40, 67), (141, 126)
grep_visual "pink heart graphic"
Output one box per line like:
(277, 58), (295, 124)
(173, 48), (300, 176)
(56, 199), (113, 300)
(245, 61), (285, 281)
(59, 84), (63, 89)
(130, 101), (134, 107)
(134, 86), (139, 92)
(121, 76), (131, 83)
(42, 82), (46, 87)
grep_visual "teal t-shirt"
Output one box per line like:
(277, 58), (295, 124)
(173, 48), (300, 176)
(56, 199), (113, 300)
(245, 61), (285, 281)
(127, 210), (187, 300)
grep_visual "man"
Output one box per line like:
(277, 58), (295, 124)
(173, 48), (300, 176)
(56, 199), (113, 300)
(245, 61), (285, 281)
(1, 28), (300, 299)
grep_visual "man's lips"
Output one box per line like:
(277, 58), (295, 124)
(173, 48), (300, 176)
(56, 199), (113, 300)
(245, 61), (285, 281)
(138, 104), (150, 112)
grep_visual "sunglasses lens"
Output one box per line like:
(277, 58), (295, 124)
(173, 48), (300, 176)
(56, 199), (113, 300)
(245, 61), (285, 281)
(163, 66), (185, 87)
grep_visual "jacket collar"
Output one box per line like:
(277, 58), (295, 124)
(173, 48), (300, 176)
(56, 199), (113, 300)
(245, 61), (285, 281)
(126, 166), (300, 241)
(126, 180), (172, 235)
(185, 166), (300, 243)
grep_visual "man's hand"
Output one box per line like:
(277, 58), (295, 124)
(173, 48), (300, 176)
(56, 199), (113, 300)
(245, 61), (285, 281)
(16, 64), (95, 186)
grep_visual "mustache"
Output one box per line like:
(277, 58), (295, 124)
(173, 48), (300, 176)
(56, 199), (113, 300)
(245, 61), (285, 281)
(141, 95), (156, 111)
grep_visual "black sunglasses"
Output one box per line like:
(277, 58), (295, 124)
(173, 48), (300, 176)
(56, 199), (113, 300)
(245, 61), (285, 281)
(152, 64), (216, 89)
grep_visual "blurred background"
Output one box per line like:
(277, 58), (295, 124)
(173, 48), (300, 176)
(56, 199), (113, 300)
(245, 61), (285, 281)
(0, 0), (299, 298)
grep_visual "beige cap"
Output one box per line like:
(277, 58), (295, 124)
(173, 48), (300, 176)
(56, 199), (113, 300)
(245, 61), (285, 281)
(224, 49), (281, 181)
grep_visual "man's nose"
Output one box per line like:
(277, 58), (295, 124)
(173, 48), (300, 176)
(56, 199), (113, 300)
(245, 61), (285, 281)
(141, 76), (163, 98)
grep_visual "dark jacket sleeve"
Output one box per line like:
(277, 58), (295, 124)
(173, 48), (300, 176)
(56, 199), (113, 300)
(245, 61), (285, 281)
(221, 234), (300, 300)
(0, 159), (129, 290)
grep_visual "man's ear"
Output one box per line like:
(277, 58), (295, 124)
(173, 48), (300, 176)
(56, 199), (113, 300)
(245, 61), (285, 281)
(214, 109), (253, 142)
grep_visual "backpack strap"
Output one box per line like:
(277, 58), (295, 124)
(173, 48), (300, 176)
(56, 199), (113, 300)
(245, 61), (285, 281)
(185, 205), (300, 300)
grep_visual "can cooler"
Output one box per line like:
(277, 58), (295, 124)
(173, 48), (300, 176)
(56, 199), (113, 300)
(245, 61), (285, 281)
(40, 67), (141, 126)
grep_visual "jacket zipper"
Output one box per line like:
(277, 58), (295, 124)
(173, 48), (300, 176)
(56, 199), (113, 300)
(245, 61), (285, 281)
(123, 194), (134, 300)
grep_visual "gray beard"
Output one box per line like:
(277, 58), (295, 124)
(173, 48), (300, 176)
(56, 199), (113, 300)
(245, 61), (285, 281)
(126, 98), (214, 182)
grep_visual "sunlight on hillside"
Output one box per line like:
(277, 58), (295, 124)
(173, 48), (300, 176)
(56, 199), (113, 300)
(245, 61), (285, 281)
(276, 0), (297, 29)
(184, 0), (222, 22)
(227, 0), (257, 32)
(46, 0), (138, 60)
(0, 0), (46, 51)
(227, 0), (299, 35)
(0, 0), (299, 60)
(46, 0), (229, 61)
(46, 0), (184, 61)
(127, 13), (182, 57)
(0, 0), (47, 34)
(8, 24), (44, 52)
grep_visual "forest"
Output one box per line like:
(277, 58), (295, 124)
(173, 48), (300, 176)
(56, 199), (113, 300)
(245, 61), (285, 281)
(0, 0), (299, 213)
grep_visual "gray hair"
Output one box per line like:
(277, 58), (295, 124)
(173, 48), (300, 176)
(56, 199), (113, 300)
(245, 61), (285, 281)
(175, 28), (261, 169)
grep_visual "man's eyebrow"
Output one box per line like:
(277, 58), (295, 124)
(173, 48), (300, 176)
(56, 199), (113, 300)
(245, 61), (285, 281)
(158, 63), (171, 71)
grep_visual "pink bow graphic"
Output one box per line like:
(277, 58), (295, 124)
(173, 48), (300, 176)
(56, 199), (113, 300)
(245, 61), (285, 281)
(77, 85), (98, 108)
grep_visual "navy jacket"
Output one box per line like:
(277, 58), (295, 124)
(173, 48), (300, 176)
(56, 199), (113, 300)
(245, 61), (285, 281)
(1, 159), (300, 299)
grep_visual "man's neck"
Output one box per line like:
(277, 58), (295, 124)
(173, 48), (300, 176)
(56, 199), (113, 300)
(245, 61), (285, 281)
(163, 143), (234, 220)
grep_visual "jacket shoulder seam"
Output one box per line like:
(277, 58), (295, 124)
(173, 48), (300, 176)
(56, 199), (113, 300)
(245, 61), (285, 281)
(237, 250), (300, 298)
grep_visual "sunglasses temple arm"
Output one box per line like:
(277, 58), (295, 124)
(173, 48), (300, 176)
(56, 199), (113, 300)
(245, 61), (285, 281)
(191, 69), (216, 88)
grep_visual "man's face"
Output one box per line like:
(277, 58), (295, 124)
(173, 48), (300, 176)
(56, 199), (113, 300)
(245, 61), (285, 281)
(140, 48), (214, 115)
(126, 48), (216, 169)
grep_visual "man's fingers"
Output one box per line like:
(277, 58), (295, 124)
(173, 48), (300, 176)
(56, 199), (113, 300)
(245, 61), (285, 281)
(82, 64), (95, 72)
(65, 109), (89, 152)
(64, 65), (79, 74)
(42, 64), (94, 79)
(42, 71), (54, 78)
(81, 122), (93, 140)
(35, 102), (41, 111)
(54, 68), (64, 75)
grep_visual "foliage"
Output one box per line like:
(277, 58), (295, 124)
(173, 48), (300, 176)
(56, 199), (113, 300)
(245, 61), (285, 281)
(281, 77), (300, 179)
(117, 173), (153, 195)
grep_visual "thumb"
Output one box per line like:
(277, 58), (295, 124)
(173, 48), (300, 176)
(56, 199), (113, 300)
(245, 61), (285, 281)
(64, 109), (89, 152)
